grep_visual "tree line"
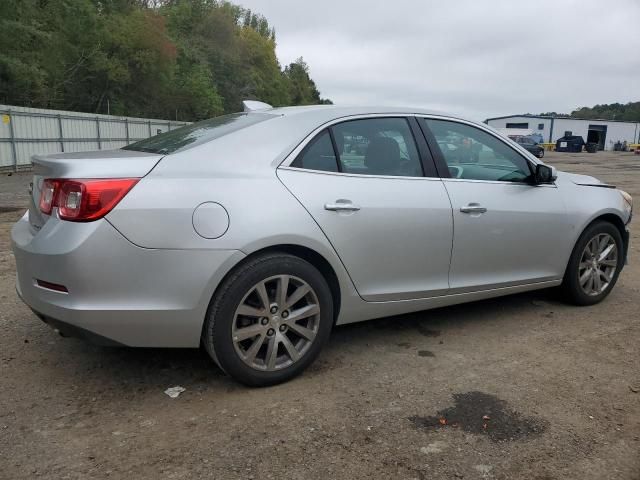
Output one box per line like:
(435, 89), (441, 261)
(571, 102), (640, 122)
(538, 101), (640, 122)
(0, 0), (332, 121)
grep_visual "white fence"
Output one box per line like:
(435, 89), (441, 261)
(0, 104), (190, 171)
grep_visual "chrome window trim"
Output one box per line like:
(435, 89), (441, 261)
(278, 164), (556, 187)
(416, 114), (542, 168)
(278, 113), (430, 178)
(277, 165), (445, 182)
(278, 113), (549, 186)
(442, 177), (557, 188)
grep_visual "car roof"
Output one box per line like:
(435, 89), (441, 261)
(264, 104), (461, 123)
(156, 104), (523, 176)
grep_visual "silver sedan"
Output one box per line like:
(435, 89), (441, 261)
(12, 102), (633, 386)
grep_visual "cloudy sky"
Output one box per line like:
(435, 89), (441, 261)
(239, 0), (639, 121)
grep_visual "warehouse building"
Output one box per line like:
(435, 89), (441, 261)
(485, 114), (640, 151)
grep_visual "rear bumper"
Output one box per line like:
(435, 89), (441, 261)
(11, 212), (244, 347)
(623, 227), (630, 264)
(28, 307), (125, 346)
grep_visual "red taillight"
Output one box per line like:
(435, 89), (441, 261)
(39, 179), (60, 215)
(39, 178), (139, 222)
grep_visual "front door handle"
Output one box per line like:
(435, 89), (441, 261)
(324, 200), (361, 212)
(460, 203), (487, 214)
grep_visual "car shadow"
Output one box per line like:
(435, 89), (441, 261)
(37, 287), (562, 392)
(330, 287), (561, 344)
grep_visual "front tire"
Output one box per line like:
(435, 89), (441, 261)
(203, 253), (333, 387)
(537, 149), (545, 158)
(561, 221), (624, 305)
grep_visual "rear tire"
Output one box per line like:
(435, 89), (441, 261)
(203, 253), (333, 387)
(537, 149), (545, 158)
(561, 221), (624, 306)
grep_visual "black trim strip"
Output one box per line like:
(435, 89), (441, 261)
(574, 183), (617, 189)
(31, 309), (125, 347)
(327, 127), (343, 173)
(415, 117), (452, 178)
(407, 116), (436, 178)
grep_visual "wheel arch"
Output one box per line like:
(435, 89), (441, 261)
(588, 213), (629, 260)
(208, 244), (342, 325)
(589, 213), (626, 238)
(564, 211), (628, 278)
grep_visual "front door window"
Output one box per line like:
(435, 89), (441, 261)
(423, 119), (532, 182)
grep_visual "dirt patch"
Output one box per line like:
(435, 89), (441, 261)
(416, 324), (441, 337)
(409, 391), (547, 442)
(1, 153), (639, 479)
(417, 350), (435, 357)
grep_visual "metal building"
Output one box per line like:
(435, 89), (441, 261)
(485, 114), (640, 151)
(0, 104), (190, 171)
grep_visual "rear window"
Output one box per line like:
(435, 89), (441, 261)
(291, 130), (338, 172)
(123, 113), (276, 155)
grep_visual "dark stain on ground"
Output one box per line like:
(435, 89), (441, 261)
(417, 350), (435, 357)
(0, 206), (22, 213)
(416, 323), (441, 337)
(396, 342), (412, 348)
(409, 391), (547, 442)
(370, 314), (445, 340)
(373, 314), (422, 331)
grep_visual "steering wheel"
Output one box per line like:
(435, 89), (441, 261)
(448, 166), (464, 178)
(497, 171), (525, 182)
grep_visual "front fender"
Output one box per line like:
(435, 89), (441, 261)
(559, 181), (630, 270)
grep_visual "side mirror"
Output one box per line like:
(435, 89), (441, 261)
(534, 164), (557, 184)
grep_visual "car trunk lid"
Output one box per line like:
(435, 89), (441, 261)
(28, 149), (164, 230)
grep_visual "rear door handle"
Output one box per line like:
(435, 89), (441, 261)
(460, 203), (487, 214)
(324, 200), (361, 212)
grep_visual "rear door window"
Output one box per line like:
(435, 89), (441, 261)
(290, 130), (338, 172)
(331, 118), (423, 177)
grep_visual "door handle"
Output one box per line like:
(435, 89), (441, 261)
(324, 201), (361, 212)
(460, 203), (487, 214)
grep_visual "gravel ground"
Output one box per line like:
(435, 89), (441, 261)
(1, 151), (639, 480)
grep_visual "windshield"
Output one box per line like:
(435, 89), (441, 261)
(123, 113), (276, 155)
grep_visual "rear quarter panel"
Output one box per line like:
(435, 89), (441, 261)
(106, 116), (370, 325)
(106, 168), (362, 324)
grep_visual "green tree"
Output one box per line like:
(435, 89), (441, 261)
(571, 102), (640, 122)
(0, 0), (331, 120)
(81, 8), (177, 116)
(284, 57), (332, 105)
(174, 62), (224, 120)
(537, 112), (571, 118)
(0, 0), (51, 106)
(238, 27), (290, 107)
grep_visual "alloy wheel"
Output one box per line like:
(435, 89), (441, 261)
(578, 233), (618, 296)
(231, 275), (320, 371)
